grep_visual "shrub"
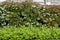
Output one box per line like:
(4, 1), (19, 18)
(0, 26), (60, 40)
(0, 2), (60, 27)
(0, 6), (20, 26)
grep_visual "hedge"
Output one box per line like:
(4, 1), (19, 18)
(0, 25), (60, 40)
(0, 2), (60, 27)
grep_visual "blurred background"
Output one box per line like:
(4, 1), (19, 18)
(0, 0), (60, 5)
(0, 0), (6, 2)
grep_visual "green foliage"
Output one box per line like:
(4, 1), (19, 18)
(0, 26), (60, 40)
(0, 6), (20, 26)
(0, 2), (60, 27)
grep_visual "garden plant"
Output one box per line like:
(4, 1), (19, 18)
(0, 2), (59, 40)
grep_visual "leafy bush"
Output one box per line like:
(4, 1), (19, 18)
(0, 6), (20, 26)
(0, 25), (60, 40)
(0, 2), (60, 27)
